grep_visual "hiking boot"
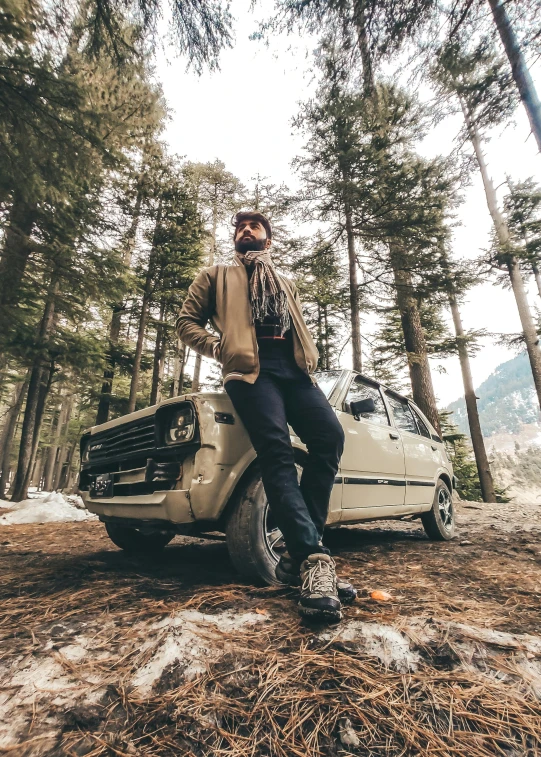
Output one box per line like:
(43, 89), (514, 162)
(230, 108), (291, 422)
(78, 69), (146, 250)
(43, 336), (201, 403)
(276, 553), (357, 605)
(298, 553), (342, 622)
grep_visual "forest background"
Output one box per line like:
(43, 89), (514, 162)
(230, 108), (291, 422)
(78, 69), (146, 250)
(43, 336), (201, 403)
(1, 0), (541, 504)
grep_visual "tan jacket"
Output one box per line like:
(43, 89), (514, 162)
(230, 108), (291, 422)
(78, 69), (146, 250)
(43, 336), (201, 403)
(175, 254), (319, 385)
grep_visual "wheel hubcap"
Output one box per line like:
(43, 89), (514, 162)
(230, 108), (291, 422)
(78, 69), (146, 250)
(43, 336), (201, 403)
(438, 487), (453, 529)
(262, 463), (302, 563)
(263, 505), (286, 563)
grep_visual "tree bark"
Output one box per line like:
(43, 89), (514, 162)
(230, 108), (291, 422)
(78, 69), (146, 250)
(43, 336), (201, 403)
(487, 0), (541, 152)
(171, 340), (186, 397)
(532, 263), (541, 299)
(150, 300), (167, 405)
(344, 203), (363, 372)
(352, 0), (374, 97)
(323, 306), (330, 369)
(0, 378), (28, 499)
(390, 245), (442, 435)
(449, 292), (497, 502)
(465, 108), (541, 410)
(127, 199), (162, 414)
(192, 353), (202, 393)
(0, 195), (37, 314)
(52, 395), (73, 489)
(11, 280), (59, 501)
(42, 399), (64, 492)
(22, 359), (55, 497)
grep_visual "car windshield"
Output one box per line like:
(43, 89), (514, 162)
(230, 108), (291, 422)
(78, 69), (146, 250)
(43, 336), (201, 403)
(313, 371), (342, 398)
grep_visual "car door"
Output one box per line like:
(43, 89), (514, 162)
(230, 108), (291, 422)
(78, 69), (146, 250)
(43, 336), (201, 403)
(337, 376), (406, 508)
(384, 392), (438, 506)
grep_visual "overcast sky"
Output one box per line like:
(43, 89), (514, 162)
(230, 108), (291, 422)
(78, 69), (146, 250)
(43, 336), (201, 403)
(155, 0), (541, 406)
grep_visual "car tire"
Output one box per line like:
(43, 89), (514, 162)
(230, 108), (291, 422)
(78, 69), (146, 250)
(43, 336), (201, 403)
(226, 454), (304, 585)
(104, 522), (174, 554)
(421, 479), (455, 540)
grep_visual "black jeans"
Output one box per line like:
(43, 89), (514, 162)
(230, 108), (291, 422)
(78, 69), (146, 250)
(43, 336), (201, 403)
(224, 339), (345, 564)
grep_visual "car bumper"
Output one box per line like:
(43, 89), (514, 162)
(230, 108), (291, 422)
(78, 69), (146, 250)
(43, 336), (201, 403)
(81, 489), (195, 524)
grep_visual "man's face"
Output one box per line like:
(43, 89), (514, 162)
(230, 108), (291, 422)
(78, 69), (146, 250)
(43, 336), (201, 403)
(234, 219), (270, 253)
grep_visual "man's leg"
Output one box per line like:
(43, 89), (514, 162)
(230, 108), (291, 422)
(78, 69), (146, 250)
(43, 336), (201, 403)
(284, 379), (345, 539)
(224, 374), (326, 564)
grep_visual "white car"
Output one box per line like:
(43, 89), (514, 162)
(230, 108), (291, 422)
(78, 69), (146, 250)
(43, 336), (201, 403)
(79, 370), (456, 584)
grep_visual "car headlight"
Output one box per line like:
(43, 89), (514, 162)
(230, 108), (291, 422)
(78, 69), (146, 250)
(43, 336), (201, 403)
(80, 434), (90, 464)
(166, 406), (195, 444)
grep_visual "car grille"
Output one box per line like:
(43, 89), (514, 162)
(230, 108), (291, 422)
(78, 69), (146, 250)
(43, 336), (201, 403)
(87, 417), (156, 463)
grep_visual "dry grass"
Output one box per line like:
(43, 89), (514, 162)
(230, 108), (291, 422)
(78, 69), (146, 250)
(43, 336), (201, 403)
(1, 505), (541, 756)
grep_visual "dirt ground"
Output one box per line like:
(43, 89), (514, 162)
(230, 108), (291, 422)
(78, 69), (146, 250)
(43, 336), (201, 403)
(1, 500), (541, 757)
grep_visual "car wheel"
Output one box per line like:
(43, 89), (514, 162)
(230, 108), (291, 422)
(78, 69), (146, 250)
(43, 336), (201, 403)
(104, 522), (174, 554)
(421, 479), (455, 540)
(225, 455), (303, 585)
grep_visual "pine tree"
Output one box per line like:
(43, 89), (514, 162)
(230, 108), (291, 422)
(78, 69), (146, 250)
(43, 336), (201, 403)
(289, 235), (350, 369)
(431, 40), (541, 412)
(504, 178), (541, 299)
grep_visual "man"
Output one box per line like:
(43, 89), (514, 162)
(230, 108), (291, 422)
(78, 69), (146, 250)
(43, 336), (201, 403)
(176, 211), (355, 622)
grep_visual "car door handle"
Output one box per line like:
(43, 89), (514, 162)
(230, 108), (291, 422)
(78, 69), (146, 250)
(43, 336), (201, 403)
(389, 432), (399, 440)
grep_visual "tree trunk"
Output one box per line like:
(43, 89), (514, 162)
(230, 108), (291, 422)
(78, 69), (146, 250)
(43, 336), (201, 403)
(390, 245), (442, 435)
(127, 199), (162, 414)
(507, 257), (541, 408)
(0, 378), (28, 499)
(42, 400), (64, 492)
(323, 306), (330, 369)
(449, 292), (497, 502)
(352, 0), (374, 97)
(532, 263), (541, 299)
(465, 108), (541, 410)
(96, 180), (145, 424)
(52, 395), (73, 489)
(344, 203), (362, 372)
(487, 0), (541, 152)
(171, 340), (186, 397)
(11, 280), (59, 501)
(60, 436), (78, 491)
(0, 195), (37, 314)
(150, 300), (167, 405)
(192, 353), (202, 393)
(22, 360), (55, 497)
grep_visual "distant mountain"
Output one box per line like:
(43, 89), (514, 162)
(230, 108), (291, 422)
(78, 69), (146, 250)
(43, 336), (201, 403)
(446, 352), (540, 437)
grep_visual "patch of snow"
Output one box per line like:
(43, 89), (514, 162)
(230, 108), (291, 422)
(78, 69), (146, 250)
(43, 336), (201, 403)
(319, 621), (421, 673)
(132, 609), (268, 695)
(0, 491), (96, 525)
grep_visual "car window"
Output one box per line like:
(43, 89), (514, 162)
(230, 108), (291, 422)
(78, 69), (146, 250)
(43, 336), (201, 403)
(314, 371), (342, 399)
(385, 393), (419, 435)
(344, 378), (390, 426)
(410, 406), (431, 438)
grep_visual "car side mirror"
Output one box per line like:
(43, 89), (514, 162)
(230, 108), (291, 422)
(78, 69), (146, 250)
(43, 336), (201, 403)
(350, 397), (376, 418)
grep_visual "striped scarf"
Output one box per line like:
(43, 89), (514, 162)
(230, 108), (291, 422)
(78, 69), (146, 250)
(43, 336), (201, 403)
(240, 250), (291, 335)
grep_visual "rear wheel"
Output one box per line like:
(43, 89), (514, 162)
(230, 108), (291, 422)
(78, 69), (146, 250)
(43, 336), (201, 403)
(104, 522), (174, 554)
(421, 480), (455, 540)
(226, 456), (303, 585)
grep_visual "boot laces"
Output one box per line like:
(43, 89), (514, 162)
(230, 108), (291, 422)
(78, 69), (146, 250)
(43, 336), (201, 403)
(302, 559), (336, 595)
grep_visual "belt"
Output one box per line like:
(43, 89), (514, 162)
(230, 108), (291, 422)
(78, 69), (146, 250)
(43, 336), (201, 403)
(255, 324), (289, 340)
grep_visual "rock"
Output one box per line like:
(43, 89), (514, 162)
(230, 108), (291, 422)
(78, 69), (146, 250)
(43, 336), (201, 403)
(338, 717), (360, 747)
(459, 540), (473, 546)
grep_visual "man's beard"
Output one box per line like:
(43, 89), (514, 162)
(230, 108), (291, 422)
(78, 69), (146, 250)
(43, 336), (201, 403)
(235, 236), (267, 253)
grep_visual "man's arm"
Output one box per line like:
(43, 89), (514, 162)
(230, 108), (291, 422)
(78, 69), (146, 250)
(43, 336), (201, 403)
(175, 268), (220, 360)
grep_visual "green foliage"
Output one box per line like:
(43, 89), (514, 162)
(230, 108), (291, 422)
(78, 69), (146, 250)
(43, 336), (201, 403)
(289, 234), (350, 370)
(504, 178), (541, 271)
